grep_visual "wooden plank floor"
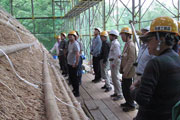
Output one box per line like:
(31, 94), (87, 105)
(77, 73), (138, 120)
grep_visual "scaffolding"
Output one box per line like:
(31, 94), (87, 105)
(1, 0), (180, 59)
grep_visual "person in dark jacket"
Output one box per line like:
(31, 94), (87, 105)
(131, 16), (180, 120)
(59, 32), (68, 77)
(99, 31), (112, 92)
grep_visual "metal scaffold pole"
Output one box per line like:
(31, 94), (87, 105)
(31, 0), (35, 34)
(52, 0), (55, 40)
(103, 0), (106, 30)
(139, 0), (141, 30)
(10, 0), (13, 16)
(178, 0), (180, 21)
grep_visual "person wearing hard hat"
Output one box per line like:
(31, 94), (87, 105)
(178, 41), (180, 55)
(131, 27), (154, 90)
(67, 31), (80, 97)
(50, 35), (61, 55)
(50, 35), (61, 66)
(141, 26), (150, 35)
(173, 21), (180, 54)
(75, 31), (84, 85)
(120, 27), (136, 112)
(109, 29), (123, 101)
(90, 27), (102, 83)
(59, 32), (68, 76)
(131, 16), (180, 120)
(99, 31), (112, 92)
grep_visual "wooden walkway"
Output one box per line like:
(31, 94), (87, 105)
(76, 73), (137, 120)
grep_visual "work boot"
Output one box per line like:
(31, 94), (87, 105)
(91, 79), (96, 82)
(110, 93), (117, 97)
(93, 79), (101, 83)
(113, 95), (123, 101)
(122, 106), (135, 112)
(73, 92), (80, 97)
(101, 85), (106, 89)
(105, 87), (112, 92)
(120, 103), (129, 107)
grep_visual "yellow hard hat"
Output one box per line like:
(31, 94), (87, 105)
(68, 30), (77, 37)
(177, 21), (180, 36)
(150, 16), (178, 34)
(120, 27), (132, 35)
(100, 31), (108, 37)
(57, 35), (61, 39)
(61, 32), (67, 37)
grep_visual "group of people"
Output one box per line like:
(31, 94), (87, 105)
(90, 16), (180, 119)
(50, 16), (180, 120)
(50, 31), (83, 97)
(90, 27), (138, 112)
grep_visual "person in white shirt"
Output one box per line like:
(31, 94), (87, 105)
(109, 30), (123, 101)
(50, 35), (61, 68)
(50, 35), (61, 55)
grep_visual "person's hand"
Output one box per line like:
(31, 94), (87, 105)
(130, 80), (141, 91)
(72, 64), (77, 68)
(130, 84), (136, 91)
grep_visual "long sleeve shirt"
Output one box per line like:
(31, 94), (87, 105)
(135, 44), (154, 74)
(99, 40), (111, 63)
(90, 35), (102, 57)
(134, 49), (180, 118)
(108, 39), (121, 64)
(50, 42), (59, 55)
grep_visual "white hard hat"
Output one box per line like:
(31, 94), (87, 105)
(94, 27), (102, 33)
(109, 29), (119, 37)
(141, 26), (150, 31)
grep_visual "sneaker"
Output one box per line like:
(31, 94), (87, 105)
(122, 106), (135, 112)
(120, 103), (129, 107)
(72, 89), (75, 93)
(93, 79), (101, 83)
(110, 93), (117, 97)
(105, 87), (112, 92)
(113, 95), (123, 101)
(73, 92), (80, 97)
(91, 79), (96, 82)
(101, 85), (106, 89)
(63, 74), (68, 77)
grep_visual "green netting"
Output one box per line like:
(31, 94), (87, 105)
(34, 0), (52, 17)
(35, 34), (56, 51)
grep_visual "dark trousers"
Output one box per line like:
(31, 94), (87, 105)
(93, 56), (101, 80)
(58, 56), (62, 70)
(59, 55), (68, 74)
(68, 64), (79, 94)
(136, 108), (171, 120)
(122, 78), (135, 107)
(77, 56), (83, 84)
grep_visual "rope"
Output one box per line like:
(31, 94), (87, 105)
(0, 80), (26, 109)
(0, 46), (84, 117)
(55, 96), (81, 112)
(6, 18), (23, 43)
(0, 48), (39, 89)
